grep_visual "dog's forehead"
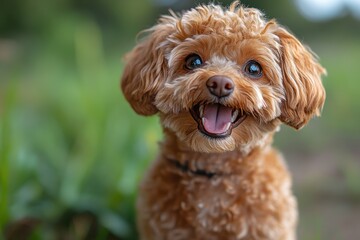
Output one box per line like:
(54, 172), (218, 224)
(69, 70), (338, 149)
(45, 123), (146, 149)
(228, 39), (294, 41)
(161, 4), (281, 69)
(175, 5), (268, 39)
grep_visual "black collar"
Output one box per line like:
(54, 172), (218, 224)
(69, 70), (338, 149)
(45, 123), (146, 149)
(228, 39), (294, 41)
(167, 158), (217, 178)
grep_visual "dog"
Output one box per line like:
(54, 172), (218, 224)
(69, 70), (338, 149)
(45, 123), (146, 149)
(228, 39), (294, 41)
(121, 1), (325, 239)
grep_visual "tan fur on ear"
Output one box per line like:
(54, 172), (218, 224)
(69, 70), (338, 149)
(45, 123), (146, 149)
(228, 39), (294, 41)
(276, 27), (326, 129)
(121, 17), (176, 116)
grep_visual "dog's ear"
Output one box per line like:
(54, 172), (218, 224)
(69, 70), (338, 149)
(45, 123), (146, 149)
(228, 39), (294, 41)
(276, 27), (326, 129)
(121, 20), (174, 116)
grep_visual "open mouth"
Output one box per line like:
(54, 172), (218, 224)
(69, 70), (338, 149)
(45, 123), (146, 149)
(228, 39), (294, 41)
(190, 103), (247, 138)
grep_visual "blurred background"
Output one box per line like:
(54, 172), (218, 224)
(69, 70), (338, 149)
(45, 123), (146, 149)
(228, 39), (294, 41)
(0, 0), (359, 239)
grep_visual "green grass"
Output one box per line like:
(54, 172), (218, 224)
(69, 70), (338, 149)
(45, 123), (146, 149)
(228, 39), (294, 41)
(0, 18), (161, 239)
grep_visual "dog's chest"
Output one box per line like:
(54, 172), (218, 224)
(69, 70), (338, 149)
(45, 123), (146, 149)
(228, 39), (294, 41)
(138, 155), (295, 240)
(143, 171), (254, 238)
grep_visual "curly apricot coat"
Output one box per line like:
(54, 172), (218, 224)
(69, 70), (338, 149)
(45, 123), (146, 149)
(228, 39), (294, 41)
(121, 2), (325, 239)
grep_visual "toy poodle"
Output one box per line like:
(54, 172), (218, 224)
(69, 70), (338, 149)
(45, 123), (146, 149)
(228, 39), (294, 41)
(121, 1), (326, 239)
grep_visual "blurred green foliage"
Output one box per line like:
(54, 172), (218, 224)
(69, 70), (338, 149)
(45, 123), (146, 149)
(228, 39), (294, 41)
(1, 0), (360, 239)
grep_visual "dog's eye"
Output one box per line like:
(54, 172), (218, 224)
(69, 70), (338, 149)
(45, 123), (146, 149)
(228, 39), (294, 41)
(244, 60), (262, 79)
(185, 54), (203, 70)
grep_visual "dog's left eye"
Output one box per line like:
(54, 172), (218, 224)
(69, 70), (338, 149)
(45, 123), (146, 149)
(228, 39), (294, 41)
(244, 60), (263, 79)
(185, 54), (203, 70)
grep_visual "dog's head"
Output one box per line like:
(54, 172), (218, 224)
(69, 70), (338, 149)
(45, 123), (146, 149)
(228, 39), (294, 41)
(121, 2), (326, 153)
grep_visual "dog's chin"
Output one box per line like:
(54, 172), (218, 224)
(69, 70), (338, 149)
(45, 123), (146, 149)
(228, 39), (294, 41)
(186, 131), (237, 153)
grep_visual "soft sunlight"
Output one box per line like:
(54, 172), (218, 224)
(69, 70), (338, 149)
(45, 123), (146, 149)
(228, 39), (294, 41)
(295, 0), (360, 20)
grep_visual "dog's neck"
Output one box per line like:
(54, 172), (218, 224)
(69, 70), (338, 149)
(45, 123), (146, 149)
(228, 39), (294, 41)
(160, 129), (273, 176)
(166, 158), (217, 178)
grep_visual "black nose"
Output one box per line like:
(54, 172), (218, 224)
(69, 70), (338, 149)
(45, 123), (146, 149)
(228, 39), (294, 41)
(206, 75), (234, 98)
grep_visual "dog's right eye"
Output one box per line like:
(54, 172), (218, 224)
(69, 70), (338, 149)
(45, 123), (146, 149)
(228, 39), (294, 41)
(185, 54), (203, 70)
(243, 60), (263, 79)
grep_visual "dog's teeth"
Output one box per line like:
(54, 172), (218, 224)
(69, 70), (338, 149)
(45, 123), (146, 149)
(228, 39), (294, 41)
(199, 105), (204, 118)
(225, 122), (231, 131)
(231, 110), (239, 122)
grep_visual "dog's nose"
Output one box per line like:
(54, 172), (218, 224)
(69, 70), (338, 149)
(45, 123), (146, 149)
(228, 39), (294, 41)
(206, 75), (234, 98)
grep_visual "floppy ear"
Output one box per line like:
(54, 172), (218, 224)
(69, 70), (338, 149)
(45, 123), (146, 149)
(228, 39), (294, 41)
(276, 27), (326, 129)
(121, 20), (174, 116)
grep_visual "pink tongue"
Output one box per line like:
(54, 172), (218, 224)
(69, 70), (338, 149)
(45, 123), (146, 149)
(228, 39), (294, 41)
(202, 104), (232, 134)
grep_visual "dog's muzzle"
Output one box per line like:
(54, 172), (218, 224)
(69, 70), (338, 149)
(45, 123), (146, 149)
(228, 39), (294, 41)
(190, 75), (247, 138)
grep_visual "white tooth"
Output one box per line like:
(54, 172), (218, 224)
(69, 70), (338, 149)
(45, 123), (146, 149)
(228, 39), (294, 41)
(202, 117), (205, 125)
(225, 122), (231, 131)
(231, 110), (239, 122)
(199, 105), (204, 118)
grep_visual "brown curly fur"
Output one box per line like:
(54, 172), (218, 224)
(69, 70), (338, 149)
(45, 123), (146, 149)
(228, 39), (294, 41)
(121, 2), (326, 239)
